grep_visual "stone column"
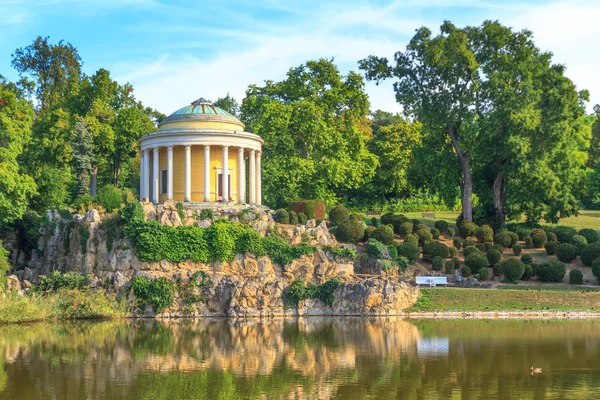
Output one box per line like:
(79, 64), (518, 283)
(152, 147), (159, 204)
(184, 145), (191, 202)
(249, 150), (256, 205)
(256, 151), (262, 206)
(238, 147), (245, 204)
(167, 145), (173, 200)
(143, 149), (150, 202)
(204, 145), (211, 202)
(222, 146), (229, 203)
(139, 150), (144, 200)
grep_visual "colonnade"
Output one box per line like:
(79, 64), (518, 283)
(139, 144), (262, 205)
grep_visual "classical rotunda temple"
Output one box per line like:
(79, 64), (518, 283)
(139, 98), (263, 205)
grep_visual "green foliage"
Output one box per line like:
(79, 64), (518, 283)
(95, 185), (124, 212)
(449, 246), (458, 257)
(274, 209), (290, 224)
(475, 225), (493, 243)
(486, 249), (501, 266)
(289, 200), (326, 220)
(524, 237), (533, 249)
(430, 227), (440, 240)
(328, 205), (349, 226)
(461, 267), (471, 277)
(288, 211), (299, 225)
(33, 270), (89, 293)
(569, 269), (583, 285)
(580, 243), (600, 266)
(366, 238), (386, 259)
(0, 242), (10, 289)
(404, 233), (419, 246)
(478, 268), (489, 281)
(323, 245), (356, 260)
(458, 222), (477, 239)
(512, 244), (522, 256)
(537, 261), (566, 283)
(493, 263), (503, 277)
(362, 226), (376, 241)
(571, 235), (588, 252)
(422, 240), (449, 262)
(522, 264), (534, 281)
(199, 209), (213, 220)
(463, 246), (480, 258)
(370, 225), (394, 245)
(297, 212), (308, 225)
(592, 259), (600, 284)
(506, 231), (519, 247)
(399, 221), (413, 236)
(444, 260), (454, 274)
(101, 214), (121, 253)
(282, 278), (341, 308)
(493, 232), (512, 248)
(556, 243), (578, 263)
(447, 227), (455, 238)
(416, 227), (433, 246)
(78, 225), (90, 253)
(463, 237), (475, 247)
(501, 258), (525, 283)
(334, 218), (365, 244)
(452, 237), (463, 250)
(395, 242), (420, 264)
(452, 256), (461, 269)
(176, 203), (186, 221)
(520, 254), (532, 265)
(545, 241), (559, 255)
(530, 229), (548, 249)
(465, 252), (488, 274)
(551, 226), (577, 244)
(431, 256), (443, 271)
(434, 220), (448, 233)
(547, 231), (558, 242)
(578, 228), (598, 244)
(131, 276), (175, 313)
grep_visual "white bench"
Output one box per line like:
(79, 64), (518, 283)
(416, 276), (448, 287)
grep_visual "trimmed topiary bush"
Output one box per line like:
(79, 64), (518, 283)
(416, 227), (433, 246)
(459, 221), (477, 239)
(432, 256), (444, 271)
(366, 238), (387, 258)
(447, 228), (455, 238)
(493, 232), (512, 248)
(478, 267), (489, 281)
(362, 226), (376, 242)
(537, 261), (566, 283)
(461, 267), (472, 277)
(486, 249), (502, 266)
(552, 226), (577, 244)
(493, 263), (503, 277)
(545, 241), (559, 255)
(522, 264), (533, 280)
(484, 242), (493, 252)
(434, 220), (449, 233)
(452, 256), (461, 269)
(290, 200), (326, 220)
(380, 213), (395, 226)
(465, 252), (489, 274)
(571, 235), (588, 252)
(579, 229), (598, 244)
(475, 225), (494, 243)
(507, 231), (519, 247)
(370, 225), (395, 245)
(453, 237), (463, 250)
(399, 221), (413, 236)
(464, 237), (476, 247)
(521, 254), (533, 265)
(556, 243), (578, 263)
(592, 259), (600, 284)
(422, 241), (450, 262)
(328, 205), (349, 225)
(530, 263), (539, 277)
(513, 244), (522, 256)
(298, 213), (308, 225)
(501, 258), (525, 283)
(349, 213), (364, 222)
(334, 219), (365, 244)
(580, 243), (600, 266)
(524, 237), (533, 249)
(396, 242), (420, 264)
(404, 234), (419, 246)
(274, 209), (290, 224)
(569, 269), (583, 285)
(95, 185), (125, 212)
(449, 246), (458, 257)
(530, 229), (548, 249)
(475, 243), (486, 253)
(492, 244), (505, 254)
(463, 245), (480, 258)
(289, 211), (299, 225)
(430, 227), (440, 240)
(546, 231), (558, 242)
(445, 260), (454, 274)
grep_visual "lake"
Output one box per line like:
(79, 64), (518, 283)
(1, 318), (600, 399)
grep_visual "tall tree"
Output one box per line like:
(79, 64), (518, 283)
(72, 117), (93, 196)
(214, 93), (240, 117)
(241, 59), (378, 207)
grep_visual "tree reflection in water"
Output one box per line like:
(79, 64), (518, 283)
(1, 318), (600, 399)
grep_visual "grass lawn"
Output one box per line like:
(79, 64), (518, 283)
(408, 287), (600, 312)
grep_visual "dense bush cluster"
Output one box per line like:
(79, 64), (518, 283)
(465, 252), (488, 274)
(579, 229), (598, 244)
(396, 242), (420, 264)
(290, 200), (326, 220)
(283, 278), (341, 308)
(422, 240), (449, 262)
(475, 225), (494, 243)
(131, 276), (176, 313)
(33, 271), (89, 293)
(274, 209), (290, 224)
(536, 261), (566, 283)
(434, 220), (448, 233)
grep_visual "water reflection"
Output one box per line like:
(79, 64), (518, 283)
(1, 318), (600, 399)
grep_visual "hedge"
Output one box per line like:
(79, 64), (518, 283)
(522, 264), (534, 281)
(521, 254), (532, 265)
(537, 261), (566, 283)
(592, 259), (600, 284)
(463, 245), (480, 258)
(530, 229), (548, 248)
(289, 200), (326, 220)
(478, 267), (489, 281)
(571, 235), (588, 252)
(512, 244), (522, 256)
(430, 227), (440, 240)
(458, 221), (477, 239)
(416, 227), (433, 246)
(274, 209), (290, 224)
(432, 256), (444, 271)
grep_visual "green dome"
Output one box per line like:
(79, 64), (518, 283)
(170, 97), (232, 117)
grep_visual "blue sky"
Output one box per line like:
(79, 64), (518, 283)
(1, 0), (598, 115)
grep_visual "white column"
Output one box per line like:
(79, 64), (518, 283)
(204, 145), (211, 202)
(222, 146), (229, 203)
(184, 145), (191, 202)
(152, 147), (159, 204)
(238, 147), (245, 204)
(256, 151), (262, 206)
(143, 149), (150, 202)
(167, 145), (173, 200)
(249, 150), (256, 205)
(139, 150), (144, 200)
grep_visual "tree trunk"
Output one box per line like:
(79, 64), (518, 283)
(90, 165), (98, 196)
(447, 120), (473, 221)
(493, 170), (505, 224)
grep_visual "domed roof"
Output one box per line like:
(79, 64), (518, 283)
(158, 97), (244, 129)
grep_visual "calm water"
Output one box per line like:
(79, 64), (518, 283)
(1, 318), (600, 399)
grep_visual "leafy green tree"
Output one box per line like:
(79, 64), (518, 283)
(242, 59), (377, 207)
(0, 78), (37, 224)
(214, 93), (240, 117)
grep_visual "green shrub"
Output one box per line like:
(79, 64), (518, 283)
(530, 229), (548, 248)
(323, 245), (356, 260)
(274, 209), (290, 224)
(334, 219), (365, 244)
(447, 228), (455, 238)
(288, 211), (299, 225)
(592, 259), (600, 284)
(545, 241), (559, 255)
(569, 269), (583, 285)
(298, 212), (308, 225)
(73, 194), (94, 212)
(537, 261), (566, 283)
(452, 237), (463, 250)
(387, 245), (398, 261)
(262, 237), (314, 266)
(556, 243), (578, 263)
(475, 243), (486, 252)
(491, 244), (504, 254)
(571, 235), (588, 252)
(475, 225), (494, 243)
(404, 233), (419, 246)
(422, 241), (449, 262)
(363, 226), (376, 241)
(463, 245), (480, 258)
(199, 209), (213, 220)
(432, 256), (443, 271)
(521, 254), (533, 265)
(430, 227), (440, 240)
(522, 264), (534, 281)
(507, 231), (519, 247)
(461, 267), (472, 277)
(459, 221), (477, 238)
(493, 263), (503, 276)
(399, 221), (413, 236)
(370, 217), (377, 227)
(328, 205), (349, 225)
(289, 200), (326, 220)
(95, 185), (124, 212)
(464, 237), (475, 247)
(478, 268), (489, 281)
(512, 244), (522, 256)
(282, 278), (341, 308)
(501, 258), (525, 283)
(434, 220), (448, 233)
(397, 256), (409, 271)
(33, 271), (89, 293)
(416, 227), (433, 246)
(452, 256), (461, 269)
(380, 213), (396, 226)
(349, 213), (364, 222)
(486, 249), (502, 266)
(370, 225), (395, 245)
(580, 243), (600, 266)
(176, 202), (186, 220)
(388, 214), (409, 233)
(449, 246), (458, 257)
(551, 226), (577, 244)
(484, 242), (493, 252)
(131, 276), (175, 313)
(493, 232), (511, 248)
(79, 225), (90, 253)
(530, 263), (539, 277)
(465, 252), (488, 274)
(579, 229), (598, 244)
(445, 260), (454, 274)
(411, 219), (421, 230)
(396, 242), (420, 264)
(366, 238), (387, 259)
(546, 231), (558, 242)
(524, 237), (533, 249)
